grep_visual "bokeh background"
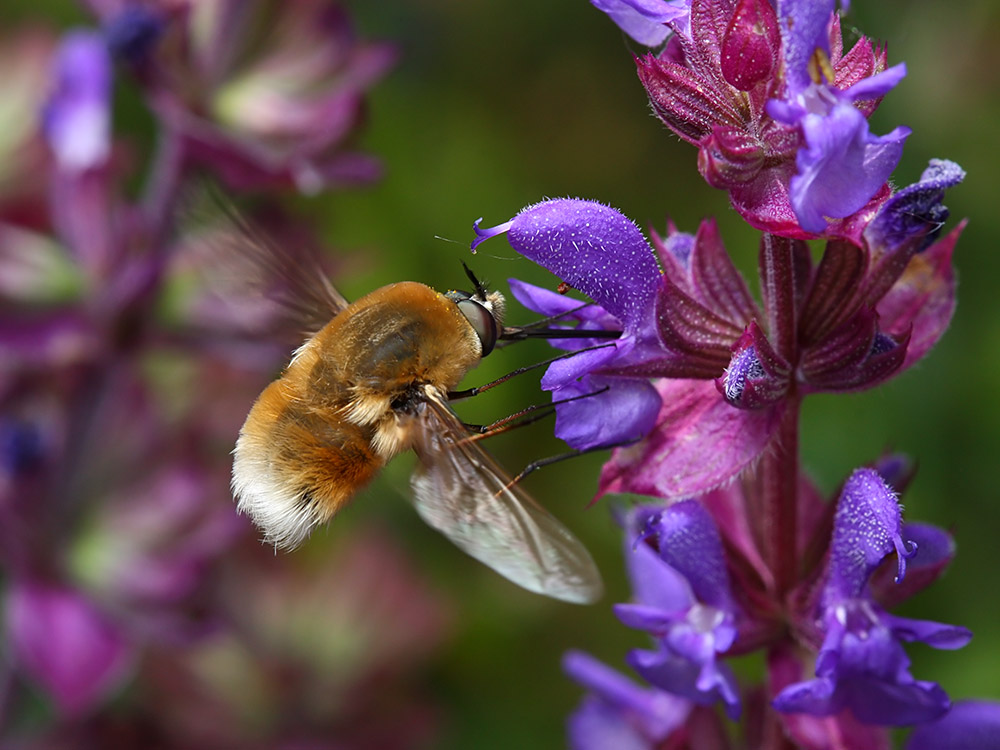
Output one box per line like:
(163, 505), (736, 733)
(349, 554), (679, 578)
(4, 0), (999, 747)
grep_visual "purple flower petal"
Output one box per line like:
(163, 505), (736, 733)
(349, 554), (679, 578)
(628, 645), (741, 719)
(549, 376), (661, 450)
(42, 31), (111, 172)
(591, 0), (691, 46)
(475, 199), (662, 332)
(776, 0), (837, 95)
(906, 700), (1000, 750)
(564, 650), (690, 748)
(791, 100), (911, 233)
(5, 581), (133, 715)
(826, 468), (911, 599)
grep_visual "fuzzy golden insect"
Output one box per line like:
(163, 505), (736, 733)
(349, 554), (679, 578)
(230, 241), (602, 604)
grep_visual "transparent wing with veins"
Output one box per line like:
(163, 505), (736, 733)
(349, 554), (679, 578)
(409, 386), (603, 604)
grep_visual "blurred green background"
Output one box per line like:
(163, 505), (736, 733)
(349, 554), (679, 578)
(9, 0), (1000, 746)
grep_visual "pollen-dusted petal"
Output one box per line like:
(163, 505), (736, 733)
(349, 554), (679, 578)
(502, 199), (662, 332)
(598, 379), (783, 499)
(825, 468), (909, 601)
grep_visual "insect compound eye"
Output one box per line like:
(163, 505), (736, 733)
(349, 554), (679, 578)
(457, 298), (498, 356)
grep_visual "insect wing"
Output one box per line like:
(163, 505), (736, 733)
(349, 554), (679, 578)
(409, 390), (603, 604)
(188, 187), (349, 336)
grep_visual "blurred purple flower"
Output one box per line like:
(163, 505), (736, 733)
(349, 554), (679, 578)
(773, 469), (972, 725)
(563, 650), (690, 749)
(0, 29), (57, 225)
(42, 31), (112, 173)
(616, 501), (741, 719)
(94, 0), (397, 194)
(5, 581), (134, 716)
(905, 700), (1000, 750)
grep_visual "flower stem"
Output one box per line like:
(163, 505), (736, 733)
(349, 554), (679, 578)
(762, 392), (801, 598)
(758, 234), (801, 598)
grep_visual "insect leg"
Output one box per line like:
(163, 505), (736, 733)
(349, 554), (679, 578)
(447, 343), (616, 401)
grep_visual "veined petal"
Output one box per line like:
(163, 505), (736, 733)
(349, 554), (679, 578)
(598, 379), (783, 499)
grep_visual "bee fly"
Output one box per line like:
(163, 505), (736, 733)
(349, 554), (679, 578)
(230, 228), (606, 603)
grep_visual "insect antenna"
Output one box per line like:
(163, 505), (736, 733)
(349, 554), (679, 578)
(460, 260), (490, 301)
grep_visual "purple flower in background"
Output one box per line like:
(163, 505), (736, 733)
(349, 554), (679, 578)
(89, 0), (397, 194)
(773, 469), (972, 725)
(905, 700), (1000, 750)
(616, 501), (742, 718)
(563, 650), (690, 749)
(42, 31), (111, 173)
(5, 581), (133, 715)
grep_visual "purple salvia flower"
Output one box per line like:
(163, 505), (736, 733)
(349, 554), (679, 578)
(905, 700), (1000, 750)
(474, 199), (664, 450)
(590, 0), (692, 46)
(606, 0), (908, 240)
(767, 1), (911, 235)
(5, 581), (133, 715)
(773, 469), (972, 725)
(563, 650), (690, 749)
(615, 501), (741, 719)
(42, 31), (112, 172)
(475, 195), (959, 497)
